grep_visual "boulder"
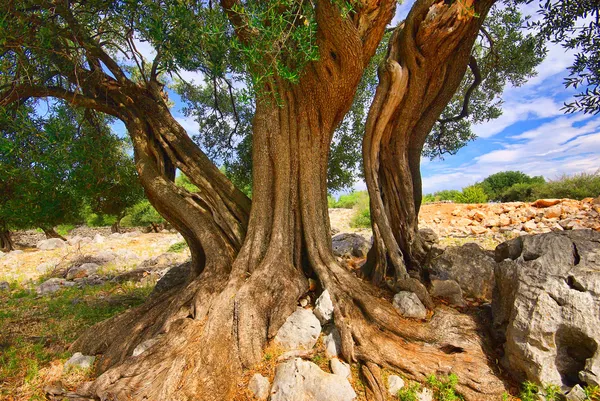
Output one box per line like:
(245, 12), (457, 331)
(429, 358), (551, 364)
(36, 238), (67, 250)
(429, 279), (464, 306)
(66, 263), (100, 280)
(67, 235), (92, 246)
(93, 234), (105, 243)
(565, 384), (586, 401)
(0, 281), (9, 291)
(36, 261), (56, 274)
(330, 358), (351, 379)
(270, 358), (356, 401)
(493, 230), (600, 389)
(387, 375), (405, 396)
(314, 290), (334, 324)
(95, 250), (117, 262)
(429, 243), (495, 300)
(64, 352), (95, 370)
(532, 199), (562, 208)
(417, 388), (434, 401)
(151, 262), (190, 295)
(323, 326), (341, 358)
(392, 292), (427, 319)
(248, 373), (270, 400)
(331, 233), (370, 258)
(274, 308), (321, 351)
(36, 278), (75, 295)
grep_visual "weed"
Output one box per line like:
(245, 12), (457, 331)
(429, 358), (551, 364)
(426, 373), (463, 401)
(397, 382), (420, 401)
(168, 241), (188, 253)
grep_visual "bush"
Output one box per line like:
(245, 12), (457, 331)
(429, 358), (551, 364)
(534, 171), (600, 200)
(349, 191), (371, 228)
(481, 171), (545, 201)
(426, 373), (463, 401)
(423, 189), (461, 204)
(330, 191), (368, 208)
(499, 182), (543, 202)
(455, 184), (488, 204)
(121, 200), (164, 227)
(167, 241), (188, 253)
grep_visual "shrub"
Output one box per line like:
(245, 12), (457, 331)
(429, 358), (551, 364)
(121, 200), (164, 227)
(426, 373), (463, 401)
(481, 171), (545, 201)
(330, 191), (368, 208)
(534, 171), (600, 200)
(168, 241), (188, 253)
(350, 207), (371, 228)
(397, 383), (420, 401)
(455, 185), (488, 204)
(499, 182), (543, 202)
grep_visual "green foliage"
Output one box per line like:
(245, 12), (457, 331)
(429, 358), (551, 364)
(534, 172), (600, 200)
(397, 383), (420, 401)
(455, 184), (488, 204)
(176, 174), (199, 193)
(426, 373), (463, 401)
(56, 224), (75, 237)
(481, 171), (545, 201)
(423, 189), (462, 203)
(350, 207), (371, 228)
(168, 241), (188, 253)
(499, 182), (543, 202)
(122, 200), (165, 227)
(330, 191), (368, 209)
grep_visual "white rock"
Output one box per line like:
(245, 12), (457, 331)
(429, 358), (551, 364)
(122, 231), (142, 238)
(36, 261), (56, 274)
(248, 373), (270, 400)
(132, 338), (159, 357)
(270, 358), (356, 401)
(323, 326), (341, 358)
(68, 235), (92, 246)
(93, 234), (105, 243)
(95, 250), (117, 262)
(10, 250), (23, 255)
(64, 352), (95, 370)
(417, 388), (433, 401)
(387, 375), (405, 396)
(66, 263), (100, 280)
(314, 290), (334, 324)
(36, 278), (75, 295)
(109, 233), (123, 239)
(392, 292), (427, 319)
(36, 238), (67, 250)
(299, 298), (309, 307)
(330, 358), (351, 379)
(274, 308), (321, 350)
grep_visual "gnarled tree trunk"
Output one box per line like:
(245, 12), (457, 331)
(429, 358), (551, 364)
(362, 0), (495, 287)
(0, 221), (13, 252)
(41, 226), (66, 241)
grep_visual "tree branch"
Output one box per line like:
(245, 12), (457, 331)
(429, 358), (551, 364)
(437, 56), (481, 124)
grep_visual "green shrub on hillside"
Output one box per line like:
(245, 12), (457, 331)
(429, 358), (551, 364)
(121, 200), (164, 227)
(481, 171), (545, 201)
(499, 182), (543, 202)
(330, 191), (368, 208)
(534, 172), (600, 200)
(455, 185), (488, 204)
(423, 189), (462, 203)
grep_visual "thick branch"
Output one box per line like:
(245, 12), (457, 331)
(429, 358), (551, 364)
(438, 56), (482, 124)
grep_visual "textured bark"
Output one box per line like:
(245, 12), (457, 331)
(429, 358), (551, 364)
(0, 224), (13, 252)
(41, 227), (66, 241)
(362, 0), (496, 286)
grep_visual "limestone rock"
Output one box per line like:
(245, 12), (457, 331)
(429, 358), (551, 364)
(36, 278), (75, 295)
(67, 235), (92, 246)
(387, 375), (405, 395)
(151, 262), (190, 295)
(93, 234), (105, 244)
(532, 199), (562, 208)
(270, 358), (356, 401)
(314, 290), (334, 324)
(332, 233), (370, 258)
(493, 230), (600, 388)
(429, 279), (464, 306)
(64, 352), (95, 370)
(36, 238), (67, 250)
(323, 326), (341, 358)
(66, 263), (100, 280)
(330, 358), (351, 379)
(95, 250), (117, 262)
(248, 373), (270, 400)
(429, 243), (495, 300)
(565, 384), (586, 401)
(417, 388), (433, 401)
(274, 308), (321, 350)
(393, 292), (427, 319)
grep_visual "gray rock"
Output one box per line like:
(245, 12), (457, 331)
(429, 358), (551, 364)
(10, 250), (23, 255)
(132, 338), (160, 357)
(314, 290), (334, 324)
(565, 384), (586, 401)
(66, 263), (100, 280)
(323, 326), (341, 358)
(0, 281), (9, 291)
(330, 358), (351, 379)
(248, 373), (270, 400)
(274, 308), (321, 351)
(429, 279), (465, 306)
(64, 352), (95, 370)
(387, 375), (405, 396)
(115, 249), (139, 261)
(36, 238), (67, 250)
(270, 358), (356, 401)
(36, 261), (57, 274)
(67, 235), (92, 246)
(393, 292), (427, 319)
(36, 278), (75, 295)
(122, 231), (142, 238)
(419, 228), (439, 246)
(493, 230), (600, 388)
(93, 234), (105, 244)
(332, 233), (370, 258)
(429, 242), (496, 300)
(95, 250), (117, 262)
(151, 262), (190, 295)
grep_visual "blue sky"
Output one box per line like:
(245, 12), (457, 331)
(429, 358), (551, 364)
(127, 1), (600, 195)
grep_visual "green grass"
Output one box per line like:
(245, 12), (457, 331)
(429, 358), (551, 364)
(0, 281), (151, 399)
(426, 373), (463, 401)
(56, 224), (76, 237)
(328, 191), (368, 209)
(167, 241), (188, 253)
(397, 382), (420, 401)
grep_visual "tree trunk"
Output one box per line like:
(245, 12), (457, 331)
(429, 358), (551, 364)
(362, 0), (495, 288)
(41, 227), (66, 241)
(111, 215), (123, 234)
(0, 223), (13, 252)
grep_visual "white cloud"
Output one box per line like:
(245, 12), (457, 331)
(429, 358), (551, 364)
(175, 116), (200, 136)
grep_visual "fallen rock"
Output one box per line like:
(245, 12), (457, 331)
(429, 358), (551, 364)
(36, 238), (67, 250)
(418, 228), (439, 248)
(95, 250), (117, 262)
(429, 243), (495, 300)
(332, 233), (370, 258)
(565, 384), (586, 401)
(387, 375), (405, 396)
(493, 230), (600, 388)
(314, 290), (334, 324)
(532, 199), (562, 208)
(67, 235), (92, 246)
(0, 281), (9, 291)
(274, 308), (321, 350)
(36, 278), (75, 295)
(248, 373), (270, 400)
(323, 326), (341, 358)
(151, 262), (190, 295)
(93, 234), (105, 244)
(64, 352), (95, 370)
(330, 358), (351, 379)
(429, 279), (464, 307)
(270, 358), (356, 401)
(66, 263), (100, 280)
(392, 292), (427, 319)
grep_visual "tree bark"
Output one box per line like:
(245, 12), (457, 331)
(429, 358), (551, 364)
(0, 223), (13, 252)
(362, 0), (496, 287)
(41, 227), (66, 241)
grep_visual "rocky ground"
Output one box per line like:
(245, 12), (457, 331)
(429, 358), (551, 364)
(0, 199), (599, 401)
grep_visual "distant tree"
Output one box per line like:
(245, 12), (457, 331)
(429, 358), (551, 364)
(481, 171), (545, 201)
